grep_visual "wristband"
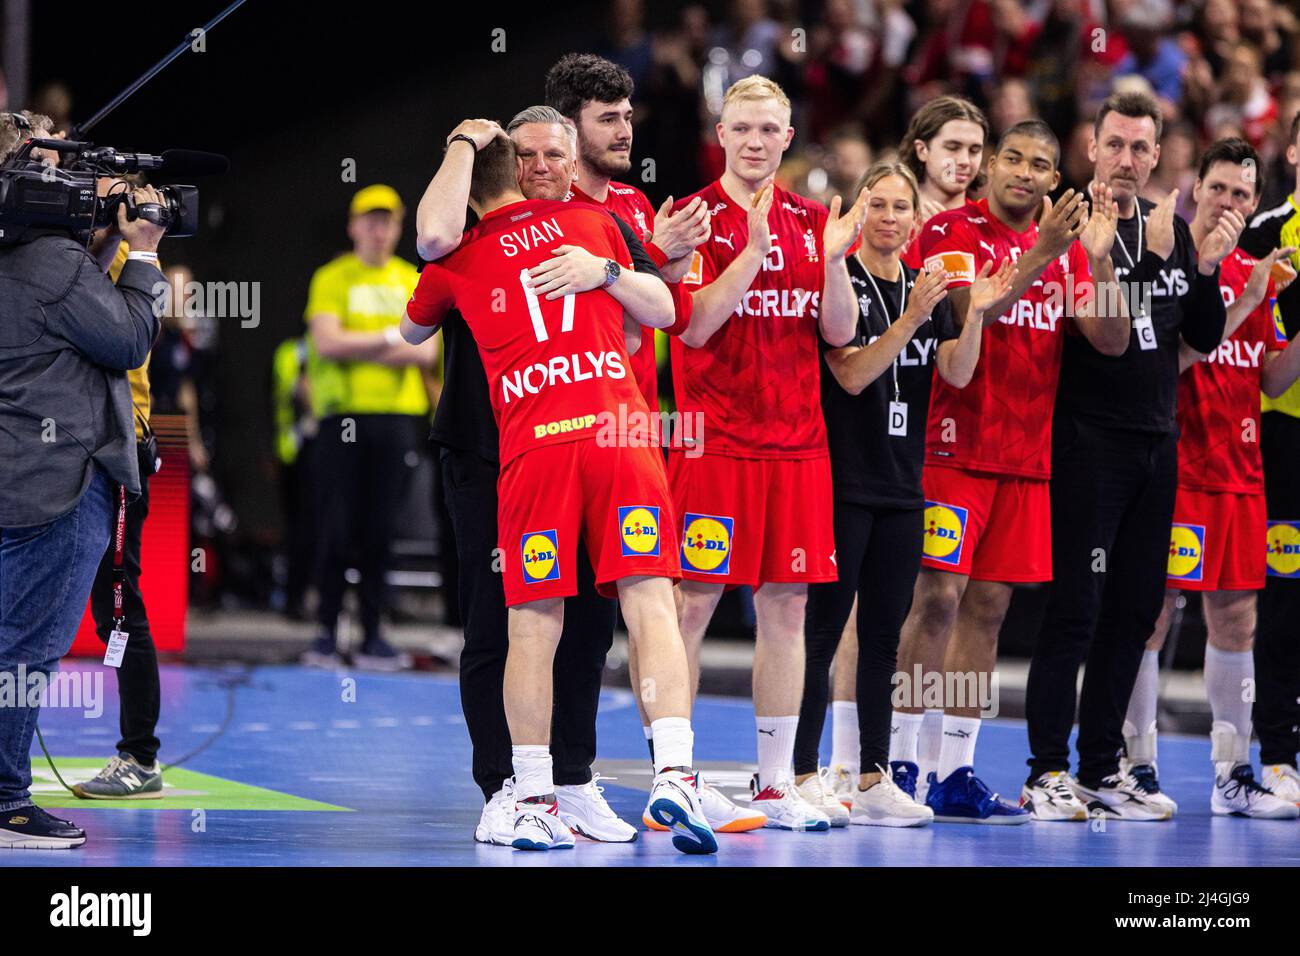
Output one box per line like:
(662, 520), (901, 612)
(645, 241), (669, 269)
(127, 251), (159, 262)
(447, 134), (478, 152)
(384, 326), (404, 346)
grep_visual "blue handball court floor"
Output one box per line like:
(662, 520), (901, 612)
(5, 661), (1297, 867)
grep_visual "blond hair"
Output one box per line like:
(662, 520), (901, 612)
(721, 75), (792, 124)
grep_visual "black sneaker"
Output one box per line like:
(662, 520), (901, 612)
(300, 634), (341, 668)
(0, 804), (87, 849)
(353, 636), (411, 672)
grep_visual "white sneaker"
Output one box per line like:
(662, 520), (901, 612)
(473, 780), (515, 846)
(850, 767), (934, 827)
(646, 769), (718, 854)
(1212, 764), (1300, 819)
(750, 773), (831, 832)
(1124, 764), (1179, 818)
(644, 773), (767, 833)
(826, 764), (856, 810)
(796, 770), (849, 827)
(1073, 773), (1173, 822)
(556, 774), (637, 843)
(1020, 771), (1088, 822)
(1262, 764), (1300, 806)
(511, 798), (576, 850)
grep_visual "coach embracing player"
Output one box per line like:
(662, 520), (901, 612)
(1022, 91), (1238, 821)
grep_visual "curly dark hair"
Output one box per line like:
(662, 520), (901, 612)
(544, 53), (634, 123)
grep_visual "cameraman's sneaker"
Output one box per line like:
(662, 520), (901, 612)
(926, 767), (1030, 824)
(511, 798), (575, 851)
(556, 774), (636, 843)
(796, 770), (850, 827)
(1262, 764), (1300, 807)
(850, 766), (933, 827)
(474, 780), (515, 846)
(750, 773), (831, 831)
(1212, 764), (1300, 819)
(300, 635), (342, 669)
(72, 752), (162, 800)
(1020, 771), (1088, 821)
(1074, 773), (1173, 821)
(353, 637), (411, 672)
(0, 805), (86, 849)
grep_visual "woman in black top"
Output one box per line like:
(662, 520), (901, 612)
(792, 161), (956, 827)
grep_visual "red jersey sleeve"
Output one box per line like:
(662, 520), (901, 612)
(406, 263), (456, 327)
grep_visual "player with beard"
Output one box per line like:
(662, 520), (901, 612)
(665, 75), (867, 833)
(411, 110), (688, 845)
(1022, 93), (1237, 822)
(1124, 138), (1300, 820)
(895, 120), (1130, 825)
(404, 131), (716, 854)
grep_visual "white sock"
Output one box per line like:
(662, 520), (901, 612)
(756, 715), (800, 788)
(1206, 646), (1254, 771)
(937, 715), (981, 781)
(512, 745), (553, 801)
(918, 708), (944, 783)
(890, 711), (924, 764)
(651, 716), (693, 772)
(1123, 649), (1161, 765)
(830, 701), (859, 773)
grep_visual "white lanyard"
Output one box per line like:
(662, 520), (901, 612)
(863, 266), (907, 404)
(1115, 206), (1144, 270)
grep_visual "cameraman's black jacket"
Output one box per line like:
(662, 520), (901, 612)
(0, 234), (162, 526)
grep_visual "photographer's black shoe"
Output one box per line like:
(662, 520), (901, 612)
(0, 804), (86, 849)
(353, 636), (411, 672)
(300, 634), (342, 669)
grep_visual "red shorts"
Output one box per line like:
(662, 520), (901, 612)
(920, 465), (1052, 582)
(1166, 488), (1267, 591)
(666, 451), (837, 588)
(498, 440), (680, 607)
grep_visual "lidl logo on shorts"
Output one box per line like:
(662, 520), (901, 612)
(619, 506), (661, 557)
(520, 530), (560, 584)
(1271, 298), (1289, 345)
(681, 513), (733, 575)
(1265, 520), (1300, 578)
(1167, 524), (1205, 582)
(922, 501), (967, 567)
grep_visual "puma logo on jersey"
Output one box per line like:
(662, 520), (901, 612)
(979, 240), (996, 258)
(714, 234), (735, 249)
(929, 222), (950, 236)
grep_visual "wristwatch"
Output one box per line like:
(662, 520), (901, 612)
(447, 134), (477, 152)
(602, 259), (621, 288)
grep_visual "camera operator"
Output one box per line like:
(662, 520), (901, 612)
(0, 113), (166, 847)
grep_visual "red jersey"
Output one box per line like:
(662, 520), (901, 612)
(405, 199), (642, 466)
(673, 180), (830, 458)
(1177, 247), (1288, 494)
(901, 200), (980, 270)
(571, 180), (661, 410)
(920, 197), (1094, 479)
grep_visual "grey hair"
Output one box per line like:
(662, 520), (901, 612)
(506, 105), (577, 155)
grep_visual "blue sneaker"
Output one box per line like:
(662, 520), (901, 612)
(889, 760), (921, 799)
(925, 767), (1031, 825)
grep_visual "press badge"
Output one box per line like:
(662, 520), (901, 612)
(1133, 313), (1157, 351)
(888, 401), (909, 437)
(104, 630), (129, 668)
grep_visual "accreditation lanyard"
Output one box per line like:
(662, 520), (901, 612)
(104, 485), (130, 669)
(863, 267), (910, 437)
(863, 268), (907, 405)
(1114, 207), (1157, 350)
